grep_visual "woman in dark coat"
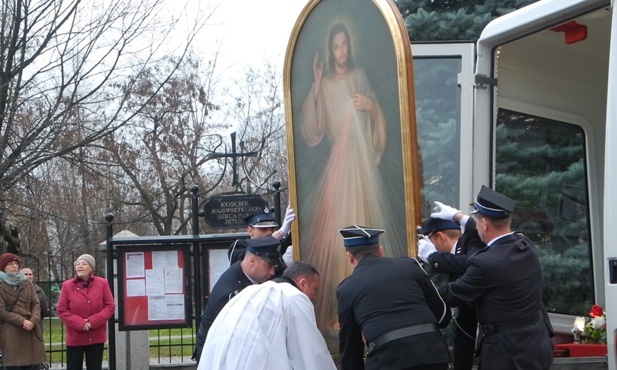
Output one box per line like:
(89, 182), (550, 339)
(0, 253), (46, 370)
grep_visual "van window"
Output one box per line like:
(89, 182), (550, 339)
(414, 57), (461, 215)
(495, 108), (593, 315)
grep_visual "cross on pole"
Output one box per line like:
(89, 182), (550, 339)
(210, 132), (258, 187)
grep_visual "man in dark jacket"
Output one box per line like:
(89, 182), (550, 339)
(417, 207), (485, 370)
(336, 225), (451, 370)
(192, 236), (281, 364)
(22, 267), (50, 318)
(438, 186), (553, 370)
(227, 206), (295, 275)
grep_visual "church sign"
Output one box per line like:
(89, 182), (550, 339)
(203, 195), (267, 229)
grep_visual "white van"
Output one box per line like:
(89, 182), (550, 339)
(412, 0), (616, 368)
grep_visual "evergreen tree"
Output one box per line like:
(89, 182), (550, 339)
(396, 0), (538, 41)
(495, 110), (592, 315)
(414, 58), (461, 215)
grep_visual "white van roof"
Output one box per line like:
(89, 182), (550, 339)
(476, 0), (610, 77)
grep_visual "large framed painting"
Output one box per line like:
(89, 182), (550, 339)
(283, 0), (420, 345)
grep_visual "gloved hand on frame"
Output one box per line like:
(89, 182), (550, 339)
(431, 201), (460, 221)
(279, 205), (295, 235)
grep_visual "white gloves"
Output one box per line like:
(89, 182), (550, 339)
(417, 236), (437, 263)
(279, 205), (295, 235)
(282, 246), (294, 265)
(431, 201), (460, 221)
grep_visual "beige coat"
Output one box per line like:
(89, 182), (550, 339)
(0, 279), (46, 366)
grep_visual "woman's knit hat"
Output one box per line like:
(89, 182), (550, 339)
(0, 253), (20, 271)
(75, 254), (95, 270)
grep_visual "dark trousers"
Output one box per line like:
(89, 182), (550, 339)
(453, 305), (478, 370)
(5, 366), (40, 370)
(66, 343), (104, 370)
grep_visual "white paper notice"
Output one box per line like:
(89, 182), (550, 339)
(146, 269), (165, 296)
(209, 249), (230, 292)
(152, 250), (178, 270)
(165, 294), (185, 320)
(164, 268), (183, 294)
(148, 295), (185, 321)
(125, 252), (145, 278)
(148, 296), (166, 320)
(126, 279), (146, 297)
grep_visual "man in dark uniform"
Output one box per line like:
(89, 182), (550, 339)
(228, 206), (295, 269)
(336, 225), (451, 370)
(418, 206), (485, 370)
(193, 235), (282, 364)
(438, 186), (553, 370)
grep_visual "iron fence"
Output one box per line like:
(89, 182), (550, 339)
(21, 253), (198, 368)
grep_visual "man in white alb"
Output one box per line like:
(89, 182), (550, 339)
(198, 261), (336, 370)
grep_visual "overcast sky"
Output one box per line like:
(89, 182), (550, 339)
(197, 0), (307, 79)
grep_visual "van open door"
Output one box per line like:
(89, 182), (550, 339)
(414, 0), (615, 368)
(472, 0), (612, 367)
(604, 0), (617, 367)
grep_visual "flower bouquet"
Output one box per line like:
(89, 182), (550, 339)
(572, 304), (607, 344)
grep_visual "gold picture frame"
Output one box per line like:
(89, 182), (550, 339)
(283, 0), (420, 341)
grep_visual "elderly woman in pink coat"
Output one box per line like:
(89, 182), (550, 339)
(57, 254), (115, 370)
